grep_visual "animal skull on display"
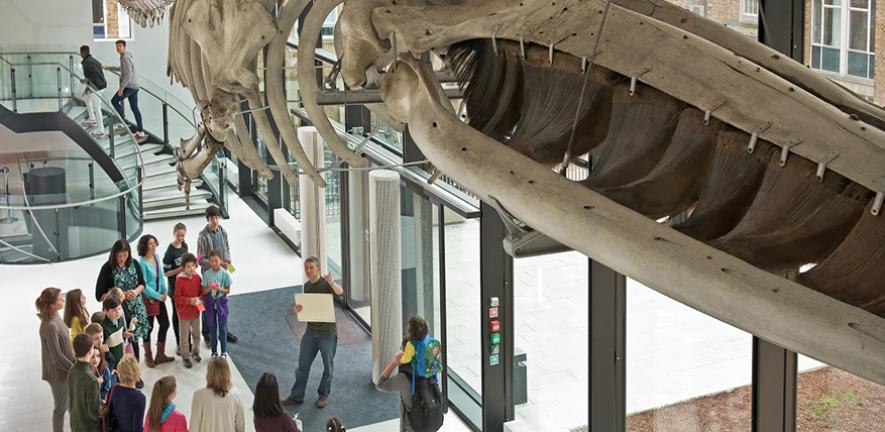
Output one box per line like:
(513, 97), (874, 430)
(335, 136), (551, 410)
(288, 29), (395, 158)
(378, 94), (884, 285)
(157, 0), (885, 385)
(116, 0), (176, 27)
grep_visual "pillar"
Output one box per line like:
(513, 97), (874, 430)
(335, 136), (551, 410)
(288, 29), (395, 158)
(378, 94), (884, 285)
(369, 169), (402, 383)
(297, 126), (327, 270)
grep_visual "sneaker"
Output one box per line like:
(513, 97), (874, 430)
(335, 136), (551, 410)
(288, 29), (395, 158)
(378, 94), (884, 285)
(315, 397), (328, 409)
(114, 123), (127, 132)
(134, 133), (147, 143)
(193, 353), (202, 363)
(211, 352), (218, 358)
(280, 397), (303, 406)
(183, 358), (193, 369)
(227, 332), (239, 343)
(91, 131), (108, 139)
(80, 120), (97, 127)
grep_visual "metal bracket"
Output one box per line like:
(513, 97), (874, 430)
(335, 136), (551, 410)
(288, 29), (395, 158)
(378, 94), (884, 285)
(390, 32), (398, 72)
(873, 191), (884, 216)
(815, 151), (839, 182)
(779, 138), (803, 167)
(519, 36), (526, 59)
(629, 68), (651, 96)
(492, 24), (502, 55)
(487, 197), (572, 257)
(703, 99), (726, 125)
(747, 122), (772, 154)
(549, 34), (572, 64)
(581, 56), (588, 73)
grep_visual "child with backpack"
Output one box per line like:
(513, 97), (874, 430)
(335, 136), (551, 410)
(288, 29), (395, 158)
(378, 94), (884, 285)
(376, 316), (444, 432)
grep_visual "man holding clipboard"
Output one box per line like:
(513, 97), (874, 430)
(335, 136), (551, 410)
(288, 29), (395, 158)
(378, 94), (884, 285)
(282, 256), (344, 409)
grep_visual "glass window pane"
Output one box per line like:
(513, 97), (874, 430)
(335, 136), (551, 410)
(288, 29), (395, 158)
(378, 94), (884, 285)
(400, 188), (440, 337)
(444, 213), (482, 397)
(824, 7), (842, 46)
(822, 47), (841, 72)
(813, 0), (823, 43)
(627, 280), (752, 431)
(513, 253), (588, 430)
(824, 0), (842, 5)
(849, 10), (869, 51)
(812, 45), (823, 69)
(324, 148), (343, 281)
(797, 355), (885, 429)
(847, 51), (870, 77)
(850, 0), (869, 8)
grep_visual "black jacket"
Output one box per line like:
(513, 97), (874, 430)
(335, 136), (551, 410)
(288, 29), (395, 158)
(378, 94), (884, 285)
(81, 55), (107, 90)
(95, 260), (145, 302)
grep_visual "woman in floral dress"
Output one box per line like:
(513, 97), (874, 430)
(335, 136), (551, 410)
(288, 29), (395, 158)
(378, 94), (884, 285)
(96, 239), (150, 388)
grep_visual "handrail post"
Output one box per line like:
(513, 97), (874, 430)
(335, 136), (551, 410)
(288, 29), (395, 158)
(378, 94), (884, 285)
(118, 194), (127, 239)
(162, 102), (169, 146)
(56, 67), (62, 110)
(218, 155), (227, 217)
(10, 68), (17, 113)
(108, 124), (115, 158)
(53, 208), (61, 261)
(88, 162), (95, 203)
(137, 166), (143, 220)
(27, 55), (32, 98)
(68, 55), (74, 96)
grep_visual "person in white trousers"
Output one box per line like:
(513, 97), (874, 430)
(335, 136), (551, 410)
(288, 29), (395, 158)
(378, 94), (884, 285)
(79, 45), (108, 138)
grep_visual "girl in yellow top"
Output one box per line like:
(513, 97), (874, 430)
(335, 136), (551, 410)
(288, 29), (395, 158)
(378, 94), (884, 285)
(63, 289), (90, 348)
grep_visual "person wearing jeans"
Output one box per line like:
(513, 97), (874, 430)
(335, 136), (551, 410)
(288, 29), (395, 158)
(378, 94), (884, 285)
(78, 45), (107, 138)
(282, 257), (344, 409)
(105, 39), (145, 140)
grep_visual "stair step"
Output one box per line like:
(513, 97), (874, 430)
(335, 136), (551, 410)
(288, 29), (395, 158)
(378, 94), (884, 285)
(121, 153), (175, 171)
(144, 201), (213, 220)
(142, 176), (203, 192)
(68, 107), (87, 122)
(143, 164), (178, 179)
(112, 143), (164, 160)
(143, 190), (213, 209)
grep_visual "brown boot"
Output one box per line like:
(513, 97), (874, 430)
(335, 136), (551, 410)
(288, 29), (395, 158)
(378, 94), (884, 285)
(154, 342), (175, 364)
(143, 342), (155, 368)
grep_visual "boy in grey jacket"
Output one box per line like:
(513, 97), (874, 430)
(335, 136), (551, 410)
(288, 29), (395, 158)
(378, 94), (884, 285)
(197, 205), (239, 344)
(105, 40), (145, 140)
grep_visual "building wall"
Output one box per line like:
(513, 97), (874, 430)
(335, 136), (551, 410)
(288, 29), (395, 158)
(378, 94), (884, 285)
(0, 0), (194, 108)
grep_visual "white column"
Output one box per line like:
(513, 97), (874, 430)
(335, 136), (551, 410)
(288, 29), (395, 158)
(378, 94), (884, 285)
(369, 169), (402, 383)
(298, 126), (327, 271)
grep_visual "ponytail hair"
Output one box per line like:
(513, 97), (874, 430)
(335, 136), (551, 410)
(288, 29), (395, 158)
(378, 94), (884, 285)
(147, 376), (177, 430)
(35, 288), (62, 321)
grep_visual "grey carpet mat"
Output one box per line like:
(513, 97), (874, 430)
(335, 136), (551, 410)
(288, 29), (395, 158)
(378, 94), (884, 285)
(227, 286), (399, 431)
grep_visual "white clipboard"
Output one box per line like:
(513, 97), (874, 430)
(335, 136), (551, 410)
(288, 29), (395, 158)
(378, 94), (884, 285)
(106, 327), (124, 347)
(294, 293), (336, 323)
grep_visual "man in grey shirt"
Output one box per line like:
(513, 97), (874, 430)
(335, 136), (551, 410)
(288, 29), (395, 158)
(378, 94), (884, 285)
(105, 39), (145, 140)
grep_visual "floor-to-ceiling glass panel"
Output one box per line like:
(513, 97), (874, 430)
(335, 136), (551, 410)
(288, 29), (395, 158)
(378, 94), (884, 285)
(324, 148), (343, 281)
(512, 252), (589, 430)
(626, 279), (753, 431)
(443, 210), (482, 397)
(400, 187), (441, 337)
(346, 168), (371, 323)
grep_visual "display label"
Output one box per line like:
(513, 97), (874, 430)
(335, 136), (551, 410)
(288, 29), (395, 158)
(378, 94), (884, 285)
(490, 354), (499, 366)
(490, 297), (499, 307)
(489, 307), (499, 318)
(490, 332), (501, 345)
(491, 344), (500, 355)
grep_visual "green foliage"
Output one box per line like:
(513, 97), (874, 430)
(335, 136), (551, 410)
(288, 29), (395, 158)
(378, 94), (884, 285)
(809, 391), (860, 425)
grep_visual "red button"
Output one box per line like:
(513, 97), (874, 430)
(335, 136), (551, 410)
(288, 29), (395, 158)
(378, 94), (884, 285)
(490, 320), (500, 332)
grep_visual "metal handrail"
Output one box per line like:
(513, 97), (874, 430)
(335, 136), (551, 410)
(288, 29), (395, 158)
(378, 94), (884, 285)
(0, 59), (146, 211)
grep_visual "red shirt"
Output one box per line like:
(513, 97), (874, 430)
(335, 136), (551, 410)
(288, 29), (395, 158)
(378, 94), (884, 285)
(174, 273), (203, 320)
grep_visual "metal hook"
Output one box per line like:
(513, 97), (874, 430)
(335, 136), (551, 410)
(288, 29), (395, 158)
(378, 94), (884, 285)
(519, 36), (526, 59)
(779, 137), (803, 167)
(629, 68), (651, 96)
(747, 122), (772, 154)
(492, 25), (502, 55)
(549, 33), (572, 64)
(581, 57), (588, 73)
(703, 99), (726, 125)
(873, 191), (884, 216)
(815, 151), (839, 182)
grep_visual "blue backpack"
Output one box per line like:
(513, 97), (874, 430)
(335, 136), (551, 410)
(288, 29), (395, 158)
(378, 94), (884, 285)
(408, 336), (444, 432)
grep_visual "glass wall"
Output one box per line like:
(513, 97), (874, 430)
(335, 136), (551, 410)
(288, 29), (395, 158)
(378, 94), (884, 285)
(513, 252), (589, 430)
(626, 279), (753, 431)
(400, 187), (441, 337)
(324, 148), (344, 281)
(443, 212), (482, 396)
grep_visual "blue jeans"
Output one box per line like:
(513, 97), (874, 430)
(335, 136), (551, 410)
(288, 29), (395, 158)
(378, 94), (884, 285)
(110, 87), (143, 132)
(208, 313), (228, 355)
(289, 330), (338, 399)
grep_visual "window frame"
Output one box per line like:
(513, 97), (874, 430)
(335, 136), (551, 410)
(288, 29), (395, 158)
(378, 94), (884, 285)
(811, 0), (876, 80)
(92, 0), (135, 41)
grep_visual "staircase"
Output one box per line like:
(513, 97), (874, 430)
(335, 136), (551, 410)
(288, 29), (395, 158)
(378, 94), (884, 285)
(63, 105), (214, 220)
